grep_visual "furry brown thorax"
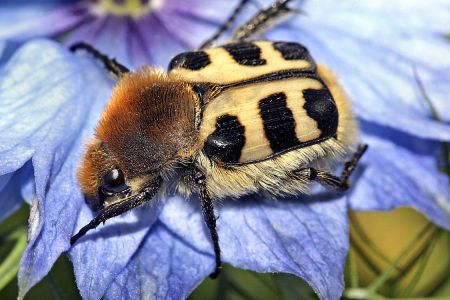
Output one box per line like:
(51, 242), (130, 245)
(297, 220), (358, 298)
(78, 68), (199, 197)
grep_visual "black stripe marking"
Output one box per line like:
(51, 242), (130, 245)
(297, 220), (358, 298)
(191, 84), (208, 129)
(168, 51), (211, 71)
(204, 114), (245, 163)
(223, 42), (266, 66)
(303, 89), (338, 138)
(259, 92), (299, 152)
(273, 42), (313, 62)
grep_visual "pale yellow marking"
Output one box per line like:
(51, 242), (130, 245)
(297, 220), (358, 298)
(200, 77), (325, 163)
(200, 86), (272, 162)
(170, 41), (312, 84)
(284, 80), (323, 142)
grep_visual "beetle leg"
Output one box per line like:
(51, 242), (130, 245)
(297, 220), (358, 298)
(70, 176), (162, 245)
(190, 168), (222, 278)
(69, 42), (129, 78)
(297, 144), (368, 191)
(231, 0), (298, 42)
(199, 0), (252, 49)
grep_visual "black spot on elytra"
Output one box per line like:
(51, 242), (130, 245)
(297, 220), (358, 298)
(303, 89), (338, 138)
(168, 51), (211, 71)
(273, 42), (312, 61)
(259, 92), (299, 152)
(223, 42), (266, 66)
(204, 115), (245, 163)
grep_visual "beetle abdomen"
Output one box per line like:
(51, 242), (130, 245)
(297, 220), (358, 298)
(199, 76), (338, 164)
(169, 41), (339, 165)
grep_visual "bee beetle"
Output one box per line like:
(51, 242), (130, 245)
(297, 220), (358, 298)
(70, 0), (367, 279)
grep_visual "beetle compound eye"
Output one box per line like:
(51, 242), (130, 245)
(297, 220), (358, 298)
(101, 168), (128, 194)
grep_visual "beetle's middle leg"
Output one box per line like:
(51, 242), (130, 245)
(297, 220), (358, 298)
(199, 0), (252, 49)
(231, 0), (299, 42)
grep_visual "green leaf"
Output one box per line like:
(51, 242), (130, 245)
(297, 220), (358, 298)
(0, 205), (29, 292)
(0, 225), (27, 290)
(428, 233), (450, 297)
(346, 249), (359, 288)
(400, 229), (441, 297)
(0, 205), (80, 300)
(24, 255), (81, 300)
(367, 223), (433, 294)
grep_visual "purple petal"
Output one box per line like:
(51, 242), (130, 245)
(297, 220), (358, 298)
(350, 127), (450, 230)
(65, 14), (184, 70)
(0, 39), (114, 297)
(135, 13), (187, 67)
(160, 195), (349, 300)
(162, 0), (240, 23)
(105, 221), (214, 300)
(64, 0), (241, 69)
(157, 9), (219, 50)
(160, 0), (240, 48)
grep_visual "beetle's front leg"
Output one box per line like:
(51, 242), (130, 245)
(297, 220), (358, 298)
(70, 42), (130, 78)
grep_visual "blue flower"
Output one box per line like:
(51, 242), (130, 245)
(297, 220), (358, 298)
(0, 0), (234, 68)
(0, 1), (449, 300)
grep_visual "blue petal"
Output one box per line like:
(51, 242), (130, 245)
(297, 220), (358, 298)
(69, 202), (162, 300)
(0, 39), (114, 297)
(19, 161), (35, 205)
(105, 221), (214, 300)
(159, 195), (349, 300)
(0, 40), (6, 57)
(0, 1), (88, 41)
(267, 0), (450, 140)
(0, 172), (24, 222)
(0, 39), (165, 299)
(350, 124), (450, 230)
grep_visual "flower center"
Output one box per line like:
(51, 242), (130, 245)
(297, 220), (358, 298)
(91, 0), (163, 18)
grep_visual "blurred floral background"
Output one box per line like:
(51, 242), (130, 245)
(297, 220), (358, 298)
(0, 0), (449, 299)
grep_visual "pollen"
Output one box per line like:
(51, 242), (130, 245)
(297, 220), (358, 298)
(90, 0), (164, 18)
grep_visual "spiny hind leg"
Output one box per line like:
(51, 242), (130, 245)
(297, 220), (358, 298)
(293, 144), (368, 191)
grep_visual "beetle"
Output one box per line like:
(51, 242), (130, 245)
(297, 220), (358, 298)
(70, 0), (367, 278)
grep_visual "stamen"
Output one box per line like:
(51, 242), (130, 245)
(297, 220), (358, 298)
(90, 0), (163, 18)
